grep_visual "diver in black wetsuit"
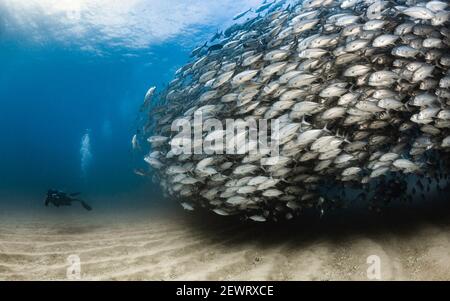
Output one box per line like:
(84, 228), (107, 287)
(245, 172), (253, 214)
(45, 190), (92, 211)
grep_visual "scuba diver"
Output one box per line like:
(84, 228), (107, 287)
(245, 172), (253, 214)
(45, 189), (92, 211)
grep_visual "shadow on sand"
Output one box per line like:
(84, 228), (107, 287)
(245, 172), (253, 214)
(178, 194), (450, 249)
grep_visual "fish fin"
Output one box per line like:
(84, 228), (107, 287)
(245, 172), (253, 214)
(301, 116), (311, 126)
(348, 83), (357, 92)
(343, 135), (351, 144)
(389, 3), (402, 14)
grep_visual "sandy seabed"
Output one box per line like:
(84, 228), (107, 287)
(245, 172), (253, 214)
(1, 201), (450, 281)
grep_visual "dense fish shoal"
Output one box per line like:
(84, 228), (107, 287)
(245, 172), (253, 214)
(137, 0), (450, 222)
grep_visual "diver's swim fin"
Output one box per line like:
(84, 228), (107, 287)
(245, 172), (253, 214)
(80, 201), (92, 211)
(71, 198), (92, 211)
(74, 199), (92, 211)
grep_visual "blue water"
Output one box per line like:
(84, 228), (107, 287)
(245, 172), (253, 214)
(0, 1), (260, 209)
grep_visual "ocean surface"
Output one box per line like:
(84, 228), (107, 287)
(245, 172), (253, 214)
(0, 0), (261, 210)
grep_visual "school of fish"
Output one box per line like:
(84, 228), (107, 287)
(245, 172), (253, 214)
(136, 0), (450, 222)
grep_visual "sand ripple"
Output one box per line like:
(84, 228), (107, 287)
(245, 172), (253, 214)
(1, 204), (450, 280)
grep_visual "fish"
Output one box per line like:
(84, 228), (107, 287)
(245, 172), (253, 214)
(190, 42), (208, 58)
(210, 30), (223, 42)
(402, 6), (435, 20)
(233, 8), (253, 21)
(255, 1), (275, 14)
(231, 70), (259, 85)
(133, 169), (147, 177)
(141, 86), (156, 110)
(131, 134), (140, 150)
(249, 215), (266, 222)
(181, 202), (194, 211)
(208, 44), (223, 52)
